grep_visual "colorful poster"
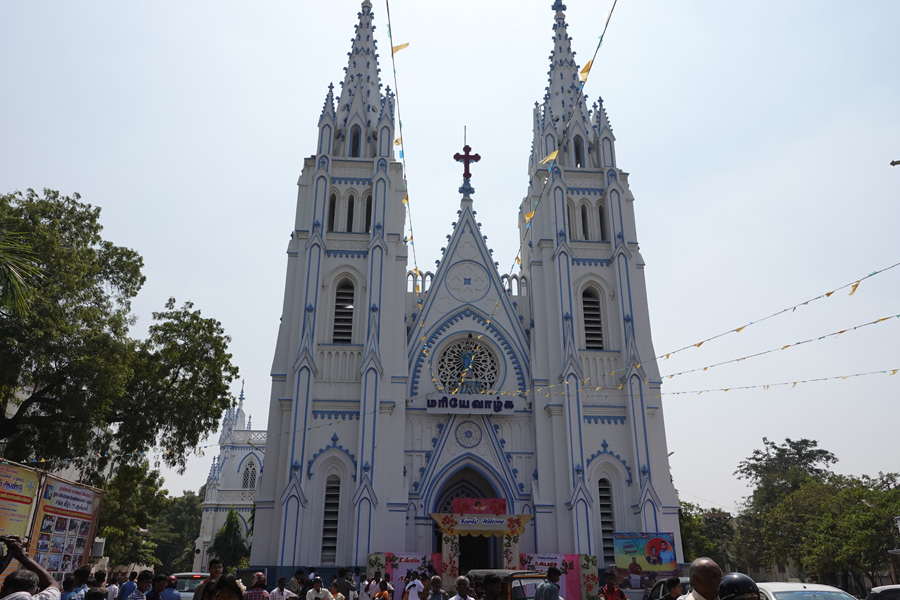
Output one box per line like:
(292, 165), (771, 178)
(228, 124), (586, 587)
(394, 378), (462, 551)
(612, 532), (678, 590)
(450, 497), (506, 515)
(0, 462), (40, 579)
(519, 554), (580, 600)
(28, 476), (103, 579)
(379, 553), (441, 584)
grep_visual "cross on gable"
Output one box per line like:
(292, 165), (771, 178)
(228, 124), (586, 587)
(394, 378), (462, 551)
(453, 144), (481, 181)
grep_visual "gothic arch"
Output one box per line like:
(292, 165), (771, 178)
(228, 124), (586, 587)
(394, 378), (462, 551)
(421, 455), (511, 512)
(308, 450), (355, 565)
(236, 451), (264, 475)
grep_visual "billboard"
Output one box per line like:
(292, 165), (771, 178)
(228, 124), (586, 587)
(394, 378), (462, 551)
(0, 462), (40, 578)
(28, 475), (103, 580)
(613, 532), (678, 590)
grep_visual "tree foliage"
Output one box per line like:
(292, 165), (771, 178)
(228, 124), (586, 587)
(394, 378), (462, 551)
(731, 438), (900, 589)
(0, 229), (40, 315)
(679, 500), (734, 569)
(0, 189), (239, 481)
(208, 507), (248, 572)
(152, 486), (205, 573)
(98, 462), (169, 567)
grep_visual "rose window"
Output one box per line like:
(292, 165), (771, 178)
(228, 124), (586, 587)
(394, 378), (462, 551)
(436, 339), (499, 393)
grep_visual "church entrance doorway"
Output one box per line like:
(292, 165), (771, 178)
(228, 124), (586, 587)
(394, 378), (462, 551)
(433, 467), (500, 568)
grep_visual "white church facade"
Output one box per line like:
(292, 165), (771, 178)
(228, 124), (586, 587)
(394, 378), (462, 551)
(247, 0), (683, 575)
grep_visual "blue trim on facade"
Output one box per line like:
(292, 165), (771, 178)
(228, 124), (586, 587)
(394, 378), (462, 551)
(307, 433), (358, 480)
(583, 415), (625, 425)
(312, 410), (360, 420)
(326, 249), (369, 259)
(586, 439), (633, 486)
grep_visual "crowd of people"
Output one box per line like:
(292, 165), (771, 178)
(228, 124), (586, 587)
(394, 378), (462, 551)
(1, 534), (761, 600)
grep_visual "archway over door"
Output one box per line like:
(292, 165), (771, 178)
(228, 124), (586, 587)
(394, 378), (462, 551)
(433, 466), (500, 571)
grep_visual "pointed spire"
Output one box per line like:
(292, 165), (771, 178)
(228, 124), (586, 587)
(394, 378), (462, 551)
(319, 83), (336, 124)
(336, 1), (383, 128)
(544, 1), (582, 125)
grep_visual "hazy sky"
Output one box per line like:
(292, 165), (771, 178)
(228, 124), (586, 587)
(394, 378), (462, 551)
(2, 0), (898, 515)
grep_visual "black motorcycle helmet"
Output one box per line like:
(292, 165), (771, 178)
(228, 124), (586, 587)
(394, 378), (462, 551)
(718, 573), (759, 600)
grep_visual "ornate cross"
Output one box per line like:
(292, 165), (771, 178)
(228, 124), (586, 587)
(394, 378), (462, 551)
(453, 144), (481, 181)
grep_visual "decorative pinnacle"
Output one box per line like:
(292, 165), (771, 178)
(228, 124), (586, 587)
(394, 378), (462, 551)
(551, 0), (566, 13)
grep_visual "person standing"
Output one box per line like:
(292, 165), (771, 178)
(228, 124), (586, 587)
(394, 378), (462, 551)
(271, 579), (297, 600)
(0, 536), (61, 600)
(447, 577), (473, 600)
(599, 570), (627, 600)
(534, 568), (560, 600)
(160, 578), (180, 600)
(664, 578), (682, 600)
(335, 570), (355, 600)
(118, 575), (138, 600)
(402, 573), (422, 600)
(306, 579), (332, 600)
(683, 559), (722, 600)
(146, 576), (167, 600)
(125, 572), (153, 600)
(422, 576), (446, 600)
(192, 560), (224, 600)
(628, 558), (643, 589)
(69, 567), (92, 600)
(106, 578), (119, 600)
(244, 574), (269, 600)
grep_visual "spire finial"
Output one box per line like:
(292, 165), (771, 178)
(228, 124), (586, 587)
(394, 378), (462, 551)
(552, 0), (566, 13)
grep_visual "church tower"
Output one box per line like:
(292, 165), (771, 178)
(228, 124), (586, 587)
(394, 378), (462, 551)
(519, 0), (683, 565)
(251, 0), (409, 568)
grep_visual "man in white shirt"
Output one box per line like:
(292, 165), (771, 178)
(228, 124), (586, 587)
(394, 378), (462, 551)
(271, 578), (298, 600)
(448, 577), (474, 600)
(306, 579), (333, 600)
(403, 573), (423, 600)
(681, 558), (722, 600)
(106, 578), (119, 600)
(0, 536), (61, 600)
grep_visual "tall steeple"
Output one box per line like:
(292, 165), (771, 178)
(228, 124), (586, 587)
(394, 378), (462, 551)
(530, 1), (594, 174)
(333, 0), (386, 159)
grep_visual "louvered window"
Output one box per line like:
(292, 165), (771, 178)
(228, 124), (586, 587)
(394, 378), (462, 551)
(321, 475), (340, 564)
(598, 478), (615, 566)
(583, 289), (604, 350)
(332, 282), (354, 343)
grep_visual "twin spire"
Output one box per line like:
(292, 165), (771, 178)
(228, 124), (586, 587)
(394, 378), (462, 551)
(336, 0), (383, 129)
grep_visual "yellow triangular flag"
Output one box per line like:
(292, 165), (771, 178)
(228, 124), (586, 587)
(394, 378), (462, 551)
(849, 281), (860, 295)
(579, 60), (593, 82)
(782, 345), (790, 350)
(665, 353), (670, 359)
(735, 326), (746, 333)
(413, 267), (421, 276)
(524, 211), (535, 223)
(540, 149), (559, 165)
(394, 137), (402, 146)
(891, 369), (898, 376)
(392, 42), (409, 55)
(825, 291), (834, 297)
(401, 195), (409, 205)
(694, 341), (704, 348)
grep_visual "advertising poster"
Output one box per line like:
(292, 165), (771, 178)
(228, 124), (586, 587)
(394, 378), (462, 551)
(519, 554), (580, 599)
(29, 476), (103, 580)
(613, 532), (677, 590)
(379, 552), (441, 584)
(0, 462), (40, 579)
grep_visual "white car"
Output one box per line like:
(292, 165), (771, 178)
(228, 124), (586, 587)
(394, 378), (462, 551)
(757, 582), (856, 600)
(866, 585), (900, 600)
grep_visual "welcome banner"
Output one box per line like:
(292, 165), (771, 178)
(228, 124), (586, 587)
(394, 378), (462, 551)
(0, 462), (40, 579)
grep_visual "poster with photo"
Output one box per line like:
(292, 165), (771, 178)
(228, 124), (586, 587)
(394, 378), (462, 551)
(612, 532), (678, 590)
(28, 476), (103, 575)
(0, 462), (40, 579)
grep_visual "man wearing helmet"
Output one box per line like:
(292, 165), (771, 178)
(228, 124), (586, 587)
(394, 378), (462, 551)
(717, 574), (759, 600)
(245, 574), (269, 600)
(160, 578), (180, 600)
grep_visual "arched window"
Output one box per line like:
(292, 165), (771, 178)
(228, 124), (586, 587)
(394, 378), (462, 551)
(583, 288), (604, 350)
(327, 193), (337, 232)
(365, 194), (373, 233)
(567, 202), (576, 240)
(241, 462), (257, 489)
(545, 134), (556, 157)
(350, 126), (362, 158)
(346, 195), (355, 232)
(520, 276), (528, 297)
(333, 280), (354, 343)
(598, 202), (608, 241)
(321, 474), (340, 564)
(598, 478), (615, 565)
(318, 124), (332, 155)
(574, 135), (584, 168)
(581, 204), (590, 240)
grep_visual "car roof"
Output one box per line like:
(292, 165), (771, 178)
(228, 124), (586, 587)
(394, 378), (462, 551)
(872, 586), (900, 593)
(465, 570), (546, 580)
(171, 573), (208, 578)
(757, 583), (849, 594)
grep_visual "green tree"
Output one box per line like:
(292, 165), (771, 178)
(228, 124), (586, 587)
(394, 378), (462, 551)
(152, 487), (205, 572)
(732, 438), (837, 570)
(208, 508), (248, 572)
(679, 500), (715, 561)
(98, 462), (168, 567)
(0, 189), (239, 481)
(0, 229), (40, 315)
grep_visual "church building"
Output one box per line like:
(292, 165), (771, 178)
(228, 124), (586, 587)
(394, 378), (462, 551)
(249, 0), (683, 574)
